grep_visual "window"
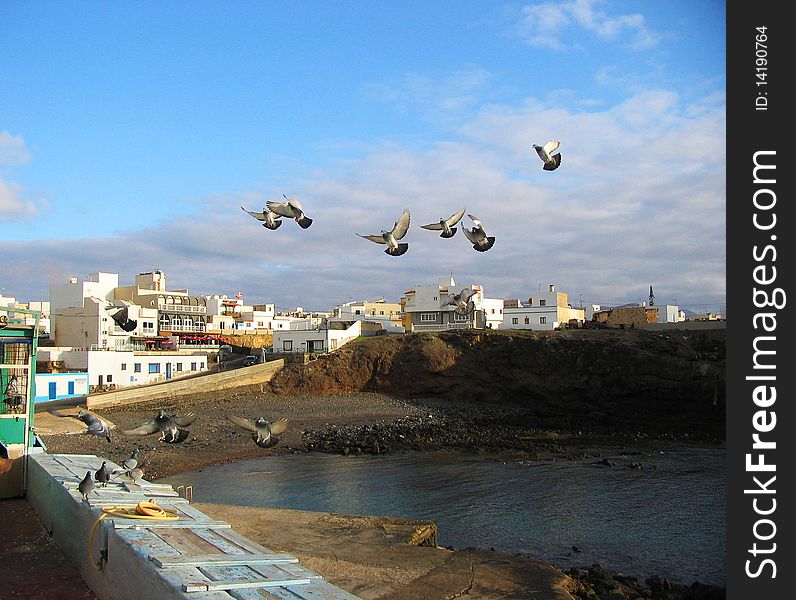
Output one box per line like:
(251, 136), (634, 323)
(512, 317), (518, 325)
(420, 313), (437, 322)
(200, 362), (205, 369)
(453, 313), (469, 322)
(176, 363), (183, 372)
(134, 363), (141, 373)
(106, 375), (113, 383)
(491, 309), (495, 314)
(191, 362), (197, 371)
(540, 299), (547, 306)
(540, 317), (547, 324)
(524, 317), (530, 324)
(148, 363), (160, 374)
(355, 309), (361, 315)
(283, 340), (293, 351)
(121, 363), (127, 371)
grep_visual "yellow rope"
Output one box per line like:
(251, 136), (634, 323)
(88, 500), (180, 570)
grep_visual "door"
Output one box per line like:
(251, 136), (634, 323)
(166, 362), (172, 380)
(68, 381), (75, 395)
(48, 381), (57, 400)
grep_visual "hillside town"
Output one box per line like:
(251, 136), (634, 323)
(1, 268), (725, 401)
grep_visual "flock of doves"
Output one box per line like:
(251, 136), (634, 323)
(241, 140), (562, 257)
(54, 407), (289, 495)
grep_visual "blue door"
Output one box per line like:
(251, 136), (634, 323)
(48, 381), (57, 400)
(68, 381), (75, 395)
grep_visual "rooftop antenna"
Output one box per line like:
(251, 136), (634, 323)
(649, 285), (655, 307)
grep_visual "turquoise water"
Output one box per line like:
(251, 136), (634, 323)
(162, 443), (725, 586)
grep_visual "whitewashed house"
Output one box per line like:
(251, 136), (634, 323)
(401, 276), (501, 332)
(37, 347), (210, 390)
(331, 299), (405, 332)
(272, 320), (362, 354)
(502, 285), (585, 330)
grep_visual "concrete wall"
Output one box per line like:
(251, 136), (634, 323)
(87, 359), (284, 409)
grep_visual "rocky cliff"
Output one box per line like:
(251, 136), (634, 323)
(269, 328), (726, 438)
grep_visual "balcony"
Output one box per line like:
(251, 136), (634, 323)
(158, 304), (206, 315)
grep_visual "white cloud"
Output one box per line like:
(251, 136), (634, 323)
(0, 131), (32, 166)
(518, 0), (660, 50)
(2, 88), (724, 312)
(0, 178), (40, 221)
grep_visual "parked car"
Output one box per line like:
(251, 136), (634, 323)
(243, 355), (258, 366)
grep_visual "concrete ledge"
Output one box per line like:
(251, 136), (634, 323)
(26, 453), (359, 600)
(87, 360), (284, 409)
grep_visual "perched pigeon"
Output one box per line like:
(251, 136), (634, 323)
(462, 214), (496, 252)
(357, 209), (411, 256)
(266, 194), (313, 229)
(94, 461), (111, 487)
(112, 448), (141, 476)
(121, 409), (197, 443)
(441, 288), (477, 315)
(226, 413), (289, 448)
(241, 206), (283, 230)
(533, 140), (562, 171)
(107, 305), (137, 332)
(50, 409), (113, 442)
(78, 470), (94, 502)
(420, 208), (466, 238)
(126, 467), (145, 485)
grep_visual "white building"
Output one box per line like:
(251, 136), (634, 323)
(37, 347), (210, 390)
(653, 304), (681, 323)
(49, 272), (119, 337)
(402, 276), (502, 332)
(272, 320), (362, 353)
(53, 297), (158, 350)
(330, 299), (405, 332)
(502, 285), (585, 330)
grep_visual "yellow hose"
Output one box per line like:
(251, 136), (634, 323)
(88, 500), (180, 570)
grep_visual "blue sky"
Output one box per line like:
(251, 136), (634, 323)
(1, 1), (726, 313)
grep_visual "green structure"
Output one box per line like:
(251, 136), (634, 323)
(0, 306), (40, 498)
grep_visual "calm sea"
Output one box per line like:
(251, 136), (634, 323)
(162, 442), (725, 586)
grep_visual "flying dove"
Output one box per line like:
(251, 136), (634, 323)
(266, 194), (313, 228)
(420, 208), (466, 238)
(107, 305), (137, 332)
(461, 214), (496, 252)
(358, 209), (411, 256)
(533, 140), (562, 171)
(121, 409), (197, 444)
(241, 206), (283, 230)
(50, 408), (112, 442)
(441, 288), (477, 315)
(226, 413), (289, 448)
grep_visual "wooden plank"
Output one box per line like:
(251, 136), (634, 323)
(249, 563), (323, 582)
(109, 519), (232, 529)
(184, 578), (311, 592)
(156, 529), (226, 557)
(190, 528), (251, 555)
(151, 553), (299, 568)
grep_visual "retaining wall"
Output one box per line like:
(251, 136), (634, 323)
(87, 360), (284, 409)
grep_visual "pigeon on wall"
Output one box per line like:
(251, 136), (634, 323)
(94, 461), (111, 487)
(358, 209), (411, 256)
(441, 288), (477, 315)
(420, 208), (466, 238)
(226, 413), (289, 448)
(107, 305), (138, 332)
(266, 194), (313, 229)
(533, 140), (562, 171)
(241, 206), (283, 230)
(462, 214), (496, 252)
(50, 408), (113, 442)
(121, 409), (197, 443)
(126, 467), (145, 485)
(112, 448), (141, 475)
(78, 471), (94, 501)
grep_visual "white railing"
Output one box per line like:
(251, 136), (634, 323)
(158, 304), (206, 314)
(162, 325), (207, 333)
(411, 323), (474, 332)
